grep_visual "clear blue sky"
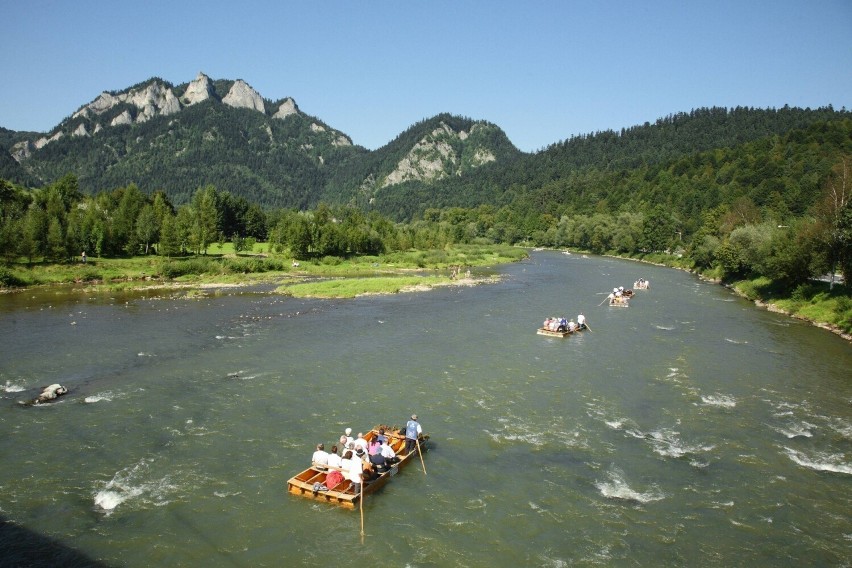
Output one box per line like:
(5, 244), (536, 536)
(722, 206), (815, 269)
(2, 0), (850, 152)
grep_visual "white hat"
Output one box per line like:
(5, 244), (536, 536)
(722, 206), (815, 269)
(345, 427), (352, 436)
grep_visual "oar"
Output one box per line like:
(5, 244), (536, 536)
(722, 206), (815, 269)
(584, 323), (593, 333)
(597, 297), (609, 306)
(415, 437), (427, 475)
(359, 477), (365, 541)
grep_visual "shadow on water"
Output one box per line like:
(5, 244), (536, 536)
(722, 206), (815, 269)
(0, 515), (112, 568)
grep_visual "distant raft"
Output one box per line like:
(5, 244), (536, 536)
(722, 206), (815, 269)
(537, 324), (586, 337)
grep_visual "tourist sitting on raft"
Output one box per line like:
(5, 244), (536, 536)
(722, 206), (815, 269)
(312, 443), (330, 470)
(376, 428), (388, 444)
(327, 445), (342, 469)
(380, 439), (400, 465)
(543, 317), (569, 332)
(313, 438), (383, 490)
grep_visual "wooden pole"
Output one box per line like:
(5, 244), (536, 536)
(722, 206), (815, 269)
(584, 323), (593, 332)
(415, 436), (427, 475)
(359, 472), (365, 540)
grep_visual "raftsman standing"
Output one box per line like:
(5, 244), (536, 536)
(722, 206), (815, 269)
(405, 414), (422, 454)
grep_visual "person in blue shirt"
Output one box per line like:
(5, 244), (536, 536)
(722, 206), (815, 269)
(405, 414), (422, 454)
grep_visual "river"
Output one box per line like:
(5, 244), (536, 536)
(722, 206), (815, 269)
(1, 251), (850, 567)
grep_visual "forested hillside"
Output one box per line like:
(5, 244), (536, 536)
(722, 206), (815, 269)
(13, 102), (364, 209)
(370, 106), (848, 220)
(322, 113), (523, 207)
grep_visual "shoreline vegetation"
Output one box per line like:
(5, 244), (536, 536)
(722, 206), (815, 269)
(0, 244), (527, 300)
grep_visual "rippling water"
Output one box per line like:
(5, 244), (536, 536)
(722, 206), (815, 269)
(1, 252), (850, 566)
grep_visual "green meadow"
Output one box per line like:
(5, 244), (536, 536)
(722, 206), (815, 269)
(0, 244), (528, 299)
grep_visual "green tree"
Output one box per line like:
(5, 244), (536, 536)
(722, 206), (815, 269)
(287, 214), (313, 259)
(136, 204), (159, 254)
(114, 184), (147, 255)
(244, 204), (267, 240)
(232, 233), (246, 253)
(190, 186), (220, 255)
(728, 222), (775, 275)
(46, 218), (66, 261)
(761, 221), (820, 288)
(159, 212), (181, 257)
(813, 157), (852, 289)
(641, 205), (676, 251)
(51, 173), (82, 210)
(175, 206), (194, 255)
(23, 205), (48, 263)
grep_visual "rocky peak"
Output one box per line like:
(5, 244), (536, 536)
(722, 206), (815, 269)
(378, 121), (498, 188)
(183, 72), (214, 105)
(222, 80), (265, 113)
(130, 82), (181, 122)
(381, 123), (459, 187)
(273, 97), (299, 119)
(11, 73), (315, 161)
(75, 80), (179, 120)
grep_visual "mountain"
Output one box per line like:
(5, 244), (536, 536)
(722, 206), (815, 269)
(367, 105), (851, 220)
(2, 73), (520, 210)
(322, 113), (522, 209)
(2, 73), (849, 222)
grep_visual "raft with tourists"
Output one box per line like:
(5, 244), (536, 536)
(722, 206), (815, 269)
(537, 316), (588, 337)
(537, 327), (574, 337)
(286, 425), (428, 509)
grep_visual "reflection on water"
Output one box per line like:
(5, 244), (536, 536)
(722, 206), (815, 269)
(1, 252), (850, 566)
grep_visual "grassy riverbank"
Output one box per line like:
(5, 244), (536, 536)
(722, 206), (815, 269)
(731, 277), (852, 337)
(0, 244), (528, 298)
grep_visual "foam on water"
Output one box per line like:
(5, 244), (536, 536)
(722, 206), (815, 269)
(700, 393), (737, 408)
(828, 417), (852, 439)
(93, 458), (198, 514)
(94, 459), (156, 513)
(2, 380), (26, 393)
(644, 428), (715, 459)
(486, 414), (588, 449)
(595, 469), (665, 503)
(782, 447), (852, 475)
(773, 422), (815, 439)
(85, 391), (116, 404)
(227, 370), (260, 381)
(724, 338), (748, 344)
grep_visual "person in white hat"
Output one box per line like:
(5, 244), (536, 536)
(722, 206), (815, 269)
(342, 427), (353, 448)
